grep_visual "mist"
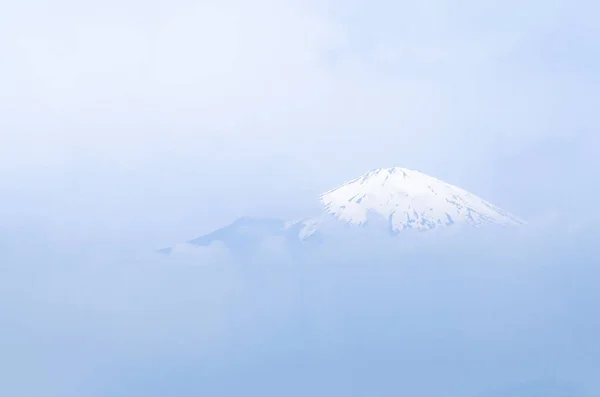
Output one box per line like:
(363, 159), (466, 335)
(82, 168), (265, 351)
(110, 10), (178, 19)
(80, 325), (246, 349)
(2, 225), (599, 397)
(2, 0), (599, 395)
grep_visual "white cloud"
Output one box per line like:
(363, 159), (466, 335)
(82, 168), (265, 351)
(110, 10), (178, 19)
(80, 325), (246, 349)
(1, 0), (598, 245)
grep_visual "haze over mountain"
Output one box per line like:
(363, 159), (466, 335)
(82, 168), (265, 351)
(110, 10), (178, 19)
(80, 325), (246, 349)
(160, 167), (525, 255)
(3, 0), (599, 393)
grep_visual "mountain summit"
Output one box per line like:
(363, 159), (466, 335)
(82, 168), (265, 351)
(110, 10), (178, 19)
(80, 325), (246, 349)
(320, 167), (525, 233)
(158, 167), (525, 254)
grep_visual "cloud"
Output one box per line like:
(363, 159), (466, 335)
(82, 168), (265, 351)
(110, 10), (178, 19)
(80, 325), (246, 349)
(2, 0), (597, 182)
(166, 241), (230, 262)
(1, 0), (598, 247)
(2, 225), (600, 397)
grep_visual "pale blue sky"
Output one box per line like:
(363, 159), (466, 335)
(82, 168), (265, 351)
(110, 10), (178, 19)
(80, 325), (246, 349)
(1, 0), (598, 246)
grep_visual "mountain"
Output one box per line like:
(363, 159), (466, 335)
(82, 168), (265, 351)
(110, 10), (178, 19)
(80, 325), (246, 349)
(158, 167), (524, 254)
(157, 216), (322, 255)
(320, 167), (525, 234)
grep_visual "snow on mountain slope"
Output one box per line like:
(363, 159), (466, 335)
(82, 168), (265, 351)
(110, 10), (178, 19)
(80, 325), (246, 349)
(319, 167), (525, 233)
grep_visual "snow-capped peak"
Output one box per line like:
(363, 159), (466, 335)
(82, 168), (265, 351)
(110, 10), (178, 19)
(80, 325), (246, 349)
(319, 167), (525, 233)
(159, 167), (526, 255)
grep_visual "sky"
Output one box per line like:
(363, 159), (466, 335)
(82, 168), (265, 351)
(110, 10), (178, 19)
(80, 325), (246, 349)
(1, 0), (599, 249)
(1, 1), (600, 396)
